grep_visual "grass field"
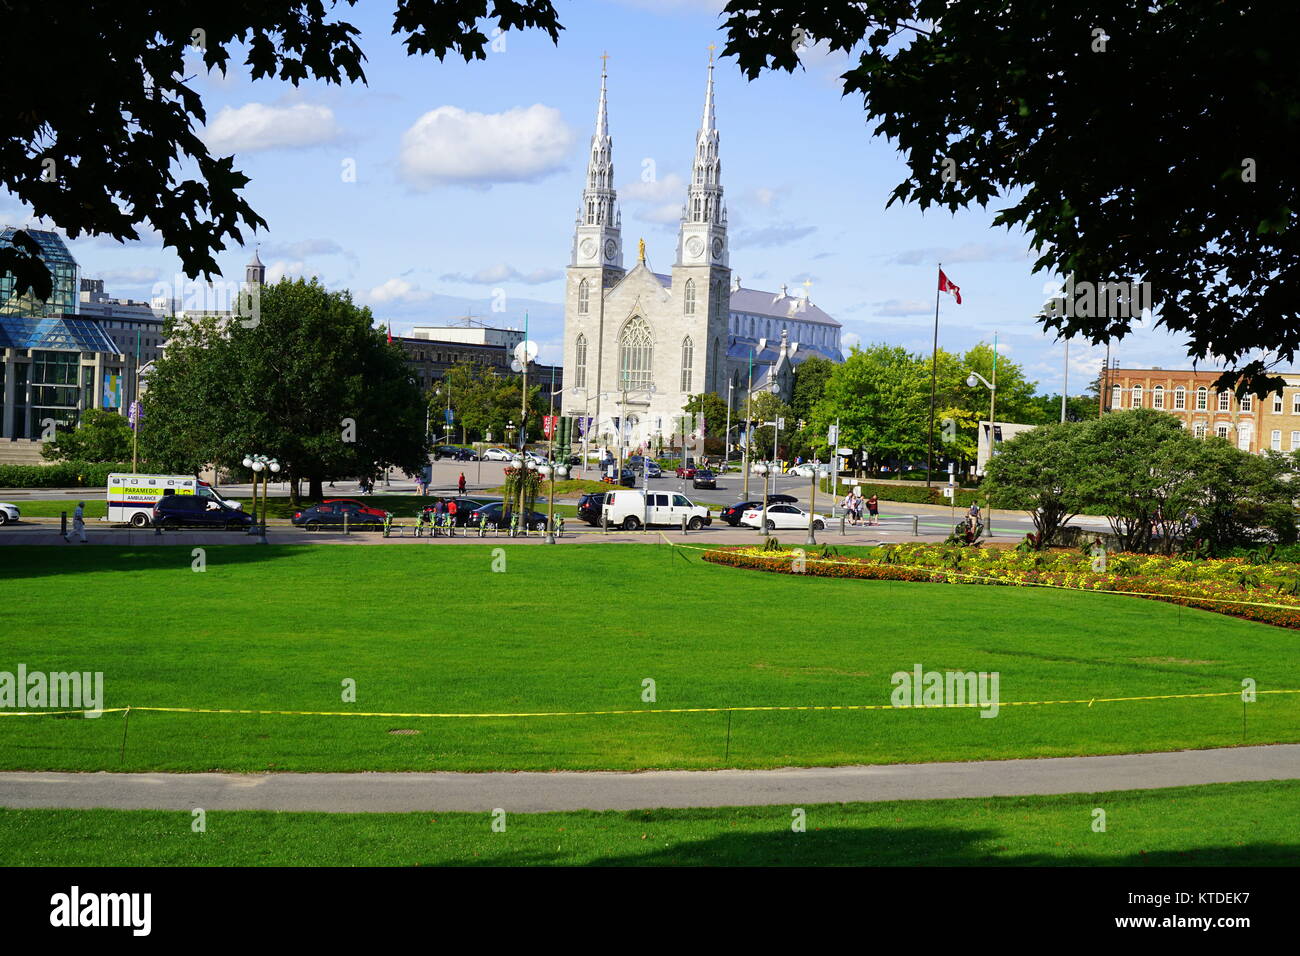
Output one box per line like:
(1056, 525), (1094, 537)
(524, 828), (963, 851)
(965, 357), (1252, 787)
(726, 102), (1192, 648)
(1, 782), (1295, 866)
(1, 543), (1297, 773)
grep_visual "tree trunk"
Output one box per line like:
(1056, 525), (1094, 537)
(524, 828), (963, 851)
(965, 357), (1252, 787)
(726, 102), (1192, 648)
(308, 475), (324, 501)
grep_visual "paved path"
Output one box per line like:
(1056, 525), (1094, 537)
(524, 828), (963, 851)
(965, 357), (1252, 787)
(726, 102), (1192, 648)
(1, 745), (1295, 813)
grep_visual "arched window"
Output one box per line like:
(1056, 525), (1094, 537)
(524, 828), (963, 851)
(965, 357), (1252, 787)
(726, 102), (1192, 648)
(1131, 384), (1143, 408)
(684, 279), (696, 315)
(1174, 386), (1186, 410)
(619, 317), (653, 389)
(1196, 386), (1208, 410)
(574, 333), (588, 389)
(680, 336), (694, 392)
(1217, 390), (1230, 411)
(577, 278), (590, 315)
(1152, 385), (1164, 409)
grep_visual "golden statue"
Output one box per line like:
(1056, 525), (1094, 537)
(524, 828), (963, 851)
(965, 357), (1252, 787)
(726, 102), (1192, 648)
(638, 238), (646, 264)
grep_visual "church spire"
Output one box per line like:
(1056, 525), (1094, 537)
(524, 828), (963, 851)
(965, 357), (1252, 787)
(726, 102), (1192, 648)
(570, 55), (623, 270)
(676, 49), (728, 268)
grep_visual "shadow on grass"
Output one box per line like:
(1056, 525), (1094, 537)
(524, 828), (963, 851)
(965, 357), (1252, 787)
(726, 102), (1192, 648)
(0, 543), (317, 583)
(436, 826), (1300, 867)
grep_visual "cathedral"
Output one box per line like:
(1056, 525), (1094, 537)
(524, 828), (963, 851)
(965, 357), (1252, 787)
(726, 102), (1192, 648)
(561, 56), (843, 449)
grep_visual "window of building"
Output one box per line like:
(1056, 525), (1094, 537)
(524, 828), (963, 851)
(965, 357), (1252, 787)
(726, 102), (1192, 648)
(680, 336), (694, 392)
(1218, 390), (1230, 411)
(1153, 385), (1164, 409)
(1174, 386), (1186, 410)
(577, 279), (589, 315)
(1293, 393), (1300, 414)
(1291, 431), (1300, 451)
(1274, 395), (1284, 413)
(618, 317), (653, 389)
(1111, 385), (1121, 408)
(1194, 421), (1207, 438)
(684, 279), (696, 316)
(574, 334), (587, 389)
(1240, 393), (1253, 412)
(1238, 421), (1253, 450)
(1131, 384), (1143, 408)
(1272, 429), (1282, 450)
(1196, 386), (1208, 410)
(1216, 422), (1230, 439)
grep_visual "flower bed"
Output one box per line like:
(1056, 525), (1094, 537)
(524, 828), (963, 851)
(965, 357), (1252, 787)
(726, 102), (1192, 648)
(701, 543), (1300, 629)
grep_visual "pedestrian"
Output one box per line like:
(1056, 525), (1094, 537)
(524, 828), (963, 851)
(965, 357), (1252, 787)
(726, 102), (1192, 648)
(968, 501), (981, 533)
(434, 497), (446, 536)
(67, 501), (87, 543)
(866, 494), (879, 526)
(458, 472), (466, 496)
(447, 498), (458, 534)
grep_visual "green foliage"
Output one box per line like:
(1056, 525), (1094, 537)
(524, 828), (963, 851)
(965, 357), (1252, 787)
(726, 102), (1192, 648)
(140, 278), (426, 499)
(439, 360), (544, 444)
(0, 461), (133, 488)
(721, 1), (1299, 393)
(40, 408), (133, 463)
(984, 422), (1085, 545)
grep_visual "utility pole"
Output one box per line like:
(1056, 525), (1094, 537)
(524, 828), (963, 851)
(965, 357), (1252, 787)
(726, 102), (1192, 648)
(742, 349), (753, 498)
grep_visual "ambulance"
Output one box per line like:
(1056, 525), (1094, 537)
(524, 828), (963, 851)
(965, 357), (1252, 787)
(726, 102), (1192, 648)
(106, 474), (242, 527)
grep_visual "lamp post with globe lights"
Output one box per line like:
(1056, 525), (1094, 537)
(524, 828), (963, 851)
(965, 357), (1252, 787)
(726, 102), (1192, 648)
(966, 364), (997, 536)
(538, 460), (570, 543)
(242, 454), (280, 541)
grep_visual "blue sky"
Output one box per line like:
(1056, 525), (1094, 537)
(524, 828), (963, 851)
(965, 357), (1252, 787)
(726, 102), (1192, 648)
(1, 0), (1205, 394)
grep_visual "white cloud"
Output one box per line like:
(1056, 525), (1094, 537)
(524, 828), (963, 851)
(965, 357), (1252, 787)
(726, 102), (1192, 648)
(398, 105), (574, 188)
(620, 172), (686, 224)
(205, 103), (342, 154)
(732, 223), (817, 249)
(842, 331), (862, 349)
(440, 264), (562, 285)
(266, 260), (306, 284)
(367, 278), (432, 305)
(86, 267), (160, 285)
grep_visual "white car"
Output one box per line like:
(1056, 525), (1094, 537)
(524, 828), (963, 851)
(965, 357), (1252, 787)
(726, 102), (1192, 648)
(482, 447), (514, 462)
(740, 503), (829, 531)
(789, 463), (832, 479)
(0, 502), (19, 525)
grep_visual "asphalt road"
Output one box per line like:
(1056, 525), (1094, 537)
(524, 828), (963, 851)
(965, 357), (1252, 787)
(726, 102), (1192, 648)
(1, 745), (1295, 813)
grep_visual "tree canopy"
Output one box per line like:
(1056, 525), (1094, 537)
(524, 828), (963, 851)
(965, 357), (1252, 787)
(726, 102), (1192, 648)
(41, 408), (134, 463)
(140, 277), (425, 499)
(721, 0), (1299, 393)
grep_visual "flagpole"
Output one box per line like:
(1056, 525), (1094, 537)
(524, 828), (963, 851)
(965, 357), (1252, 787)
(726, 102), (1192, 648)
(926, 263), (942, 490)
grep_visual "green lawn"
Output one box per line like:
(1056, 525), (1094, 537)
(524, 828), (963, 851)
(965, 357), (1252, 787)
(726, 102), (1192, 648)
(0, 544), (1297, 772)
(1, 782), (1295, 866)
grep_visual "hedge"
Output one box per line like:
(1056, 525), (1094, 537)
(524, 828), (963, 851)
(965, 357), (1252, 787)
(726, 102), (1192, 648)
(0, 461), (135, 489)
(821, 478), (986, 509)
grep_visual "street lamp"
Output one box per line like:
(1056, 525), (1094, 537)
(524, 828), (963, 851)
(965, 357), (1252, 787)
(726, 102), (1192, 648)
(241, 453), (280, 541)
(538, 460), (570, 544)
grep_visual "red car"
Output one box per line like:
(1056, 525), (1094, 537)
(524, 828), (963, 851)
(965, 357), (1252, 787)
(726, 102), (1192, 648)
(322, 498), (388, 518)
(675, 463), (697, 479)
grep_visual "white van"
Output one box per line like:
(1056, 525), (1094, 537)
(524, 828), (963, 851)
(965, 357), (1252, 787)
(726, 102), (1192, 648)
(602, 489), (712, 531)
(106, 474), (241, 527)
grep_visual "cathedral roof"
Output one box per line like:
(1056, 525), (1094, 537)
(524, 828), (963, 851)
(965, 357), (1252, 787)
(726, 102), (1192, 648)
(729, 286), (840, 327)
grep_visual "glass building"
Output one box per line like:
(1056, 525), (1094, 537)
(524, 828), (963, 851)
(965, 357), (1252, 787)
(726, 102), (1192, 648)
(2, 227), (124, 442)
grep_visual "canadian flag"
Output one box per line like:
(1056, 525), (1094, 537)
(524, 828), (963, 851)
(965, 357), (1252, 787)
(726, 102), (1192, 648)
(938, 269), (962, 305)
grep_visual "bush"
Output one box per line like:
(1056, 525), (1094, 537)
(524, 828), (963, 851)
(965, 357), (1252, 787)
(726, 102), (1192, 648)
(0, 461), (135, 489)
(821, 478), (984, 508)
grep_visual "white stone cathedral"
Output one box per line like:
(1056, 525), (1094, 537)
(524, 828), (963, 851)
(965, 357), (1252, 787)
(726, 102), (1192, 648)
(561, 57), (843, 448)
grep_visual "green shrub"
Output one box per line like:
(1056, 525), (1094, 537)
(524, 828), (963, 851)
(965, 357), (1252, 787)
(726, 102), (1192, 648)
(0, 461), (135, 489)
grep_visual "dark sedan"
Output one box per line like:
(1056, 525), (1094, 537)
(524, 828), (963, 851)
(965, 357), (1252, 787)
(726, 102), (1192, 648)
(718, 494), (798, 526)
(152, 495), (253, 530)
(466, 501), (549, 532)
(691, 469), (717, 489)
(292, 501), (388, 530)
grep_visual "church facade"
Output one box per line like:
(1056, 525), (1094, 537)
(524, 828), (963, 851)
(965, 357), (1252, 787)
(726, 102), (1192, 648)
(561, 58), (843, 449)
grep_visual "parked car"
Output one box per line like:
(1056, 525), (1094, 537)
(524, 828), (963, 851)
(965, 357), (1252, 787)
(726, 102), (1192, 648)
(482, 447), (514, 462)
(322, 498), (387, 518)
(629, 460), (662, 478)
(291, 501), (387, 530)
(577, 492), (608, 525)
(466, 501), (549, 531)
(718, 494), (797, 526)
(740, 503), (829, 532)
(153, 494), (254, 530)
(602, 489), (712, 531)
(601, 467), (637, 487)
(418, 496), (500, 526)
(0, 501), (20, 525)
(433, 445), (477, 461)
(691, 468), (717, 489)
